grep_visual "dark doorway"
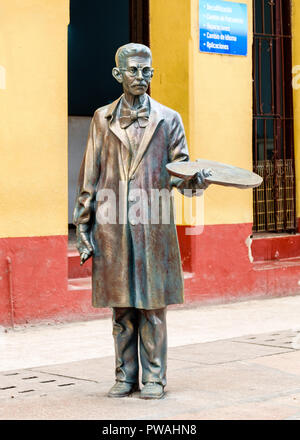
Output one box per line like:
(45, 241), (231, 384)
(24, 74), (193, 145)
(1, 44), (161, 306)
(68, 0), (149, 225)
(130, 0), (150, 46)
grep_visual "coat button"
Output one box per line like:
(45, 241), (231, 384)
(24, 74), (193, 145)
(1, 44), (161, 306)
(130, 219), (136, 225)
(129, 195), (135, 202)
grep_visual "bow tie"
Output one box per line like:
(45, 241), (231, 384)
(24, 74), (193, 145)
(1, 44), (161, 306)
(119, 104), (150, 129)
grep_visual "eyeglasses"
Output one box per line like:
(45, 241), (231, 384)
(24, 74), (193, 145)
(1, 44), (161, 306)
(119, 66), (153, 78)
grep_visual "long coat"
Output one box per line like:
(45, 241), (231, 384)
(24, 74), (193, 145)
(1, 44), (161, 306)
(73, 94), (191, 309)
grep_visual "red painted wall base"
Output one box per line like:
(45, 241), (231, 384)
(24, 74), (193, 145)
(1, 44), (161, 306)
(0, 235), (106, 326)
(1, 223), (300, 327)
(177, 223), (300, 305)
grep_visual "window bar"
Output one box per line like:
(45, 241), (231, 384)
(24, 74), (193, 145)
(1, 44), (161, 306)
(263, 119), (269, 230)
(271, 117), (277, 231)
(253, 33), (292, 39)
(285, 0), (296, 230)
(253, 0), (256, 34)
(258, 38), (263, 114)
(254, 118), (259, 231)
(278, 0), (288, 230)
(261, 0), (265, 34)
(253, 40), (257, 115)
(274, 1), (283, 231)
(270, 0), (274, 35)
(291, 119), (297, 231)
(269, 39), (275, 114)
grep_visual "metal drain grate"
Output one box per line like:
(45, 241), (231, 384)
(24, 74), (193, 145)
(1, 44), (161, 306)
(231, 329), (300, 350)
(0, 370), (85, 400)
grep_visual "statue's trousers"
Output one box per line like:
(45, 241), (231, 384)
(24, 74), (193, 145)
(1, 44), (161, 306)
(112, 307), (167, 386)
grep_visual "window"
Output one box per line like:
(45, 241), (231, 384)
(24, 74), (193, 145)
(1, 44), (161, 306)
(252, 0), (296, 233)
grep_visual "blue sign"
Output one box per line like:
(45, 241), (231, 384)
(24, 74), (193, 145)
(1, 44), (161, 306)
(199, 0), (248, 56)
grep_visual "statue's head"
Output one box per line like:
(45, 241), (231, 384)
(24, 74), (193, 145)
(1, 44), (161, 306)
(112, 43), (153, 96)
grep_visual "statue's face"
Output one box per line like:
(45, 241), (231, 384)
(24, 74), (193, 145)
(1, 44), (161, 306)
(113, 54), (153, 96)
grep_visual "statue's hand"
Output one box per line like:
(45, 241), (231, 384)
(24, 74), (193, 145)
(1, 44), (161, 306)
(80, 251), (92, 266)
(76, 225), (93, 265)
(189, 168), (212, 190)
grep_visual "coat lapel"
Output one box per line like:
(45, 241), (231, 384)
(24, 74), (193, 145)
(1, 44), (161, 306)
(106, 95), (164, 180)
(128, 97), (164, 179)
(106, 95), (131, 151)
(105, 95), (130, 180)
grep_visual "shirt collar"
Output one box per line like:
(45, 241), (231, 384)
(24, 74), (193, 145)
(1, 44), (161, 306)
(105, 94), (150, 120)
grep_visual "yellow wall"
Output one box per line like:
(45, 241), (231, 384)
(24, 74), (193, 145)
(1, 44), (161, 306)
(292, 0), (300, 219)
(151, 0), (253, 226)
(150, 0), (190, 142)
(0, 0), (69, 238)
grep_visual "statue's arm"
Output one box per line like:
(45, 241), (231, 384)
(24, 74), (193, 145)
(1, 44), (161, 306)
(168, 112), (189, 190)
(73, 113), (101, 264)
(168, 112), (209, 197)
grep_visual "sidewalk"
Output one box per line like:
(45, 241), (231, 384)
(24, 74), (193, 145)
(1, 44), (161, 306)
(0, 295), (300, 420)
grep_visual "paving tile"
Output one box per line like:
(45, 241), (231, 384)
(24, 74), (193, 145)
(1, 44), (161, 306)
(1, 329), (300, 420)
(162, 399), (300, 420)
(168, 340), (289, 365)
(29, 355), (203, 388)
(0, 369), (91, 401)
(0, 380), (232, 420)
(260, 391), (300, 410)
(231, 330), (300, 350)
(167, 360), (300, 402)
(30, 357), (114, 384)
(247, 350), (300, 377)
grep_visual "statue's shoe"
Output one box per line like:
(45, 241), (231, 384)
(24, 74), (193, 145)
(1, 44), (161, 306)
(108, 381), (139, 398)
(140, 382), (165, 399)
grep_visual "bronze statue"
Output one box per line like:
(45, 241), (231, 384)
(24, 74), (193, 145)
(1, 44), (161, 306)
(73, 43), (211, 399)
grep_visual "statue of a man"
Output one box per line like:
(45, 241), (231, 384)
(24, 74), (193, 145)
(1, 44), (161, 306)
(73, 43), (208, 399)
